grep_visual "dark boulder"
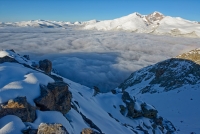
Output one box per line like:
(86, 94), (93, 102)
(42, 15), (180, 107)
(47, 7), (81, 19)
(0, 97), (36, 122)
(141, 103), (158, 118)
(34, 82), (71, 114)
(0, 56), (17, 64)
(39, 59), (52, 74)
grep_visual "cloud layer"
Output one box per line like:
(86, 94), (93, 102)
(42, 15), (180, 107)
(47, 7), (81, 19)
(0, 27), (200, 92)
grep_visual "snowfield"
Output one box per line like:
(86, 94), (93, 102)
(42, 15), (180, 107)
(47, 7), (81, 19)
(0, 12), (200, 133)
(0, 50), (176, 134)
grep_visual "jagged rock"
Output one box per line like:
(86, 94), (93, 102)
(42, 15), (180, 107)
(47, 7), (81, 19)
(22, 128), (38, 134)
(0, 56), (17, 64)
(34, 82), (71, 114)
(39, 59), (52, 74)
(0, 97), (36, 122)
(141, 103), (157, 118)
(119, 105), (126, 115)
(81, 128), (100, 134)
(23, 55), (30, 60)
(93, 86), (100, 96)
(119, 58), (200, 93)
(122, 92), (143, 118)
(111, 89), (116, 94)
(176, 48), (200, 64)
(37, 123), (69, 134)
(121, 92), (158, 118)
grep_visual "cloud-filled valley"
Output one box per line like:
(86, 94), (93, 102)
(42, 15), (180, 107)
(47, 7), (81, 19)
(0, 26), (200, 92)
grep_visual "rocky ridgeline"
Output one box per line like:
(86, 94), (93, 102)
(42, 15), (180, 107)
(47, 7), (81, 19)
(176, 48), (200, 64)
(119, 57), (200, 93)
(118, 91), (175, 133)
(0, 50), (177, 133)
(0, 50), (92, 134)
(121, 91), (157, 118)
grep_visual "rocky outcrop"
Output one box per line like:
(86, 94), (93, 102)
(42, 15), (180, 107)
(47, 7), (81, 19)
(93, 86), (100, 96)
(39, 59), (52, 74)
(145, 11), (164, 24)
(23, 55), (30, 60)
(141, 103), (157, 118)
(37, 123), (69, 134)
(34, 82), (71, 114)
(176, 48), (200, 64)
(119, 58), (200, 93)
(0, 97), (36, 122)
(22, 128), (38, 134)
(121, 91), (157, 118)
(81, 128), (100, 134)
(0, 56), (17, 64)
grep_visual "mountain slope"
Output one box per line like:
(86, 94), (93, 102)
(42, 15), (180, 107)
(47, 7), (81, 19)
(117, 49), (200, 133)
(83, 12), (200, 38)
(0, 50), (176, 134)
(1, 11), (199, 38)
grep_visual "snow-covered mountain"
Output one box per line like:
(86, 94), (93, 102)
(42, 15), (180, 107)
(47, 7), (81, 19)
(117, 49), (200, 133)
(0, 50), (176, 134)
(0, 20), (75, 28)
(84, 11), (200, 38)
(1, 11), (200, 38)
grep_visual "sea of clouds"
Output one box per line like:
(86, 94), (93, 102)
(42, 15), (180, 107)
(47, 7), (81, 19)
(0, 26), (200, 92)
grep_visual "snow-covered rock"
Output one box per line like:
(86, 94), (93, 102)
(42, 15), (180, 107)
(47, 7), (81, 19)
(1, 11), (200, 38)
(83, 11), (200, 38)
(0, 50), (176, 134)
(117, 48), (200, 133)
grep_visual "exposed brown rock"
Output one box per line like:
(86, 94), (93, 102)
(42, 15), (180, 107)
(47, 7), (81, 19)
(37, 123), (69, 134)
(176, 49), (200, 64)
(39, 59), (52, 74)
(0, 97), (36, 122)
(145, 12), (164, 24)
(81, 128), (100, 134)
(34, 82), (71, 114)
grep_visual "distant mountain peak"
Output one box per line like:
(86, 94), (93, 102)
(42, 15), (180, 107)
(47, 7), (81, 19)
(145, 11), (165, 24)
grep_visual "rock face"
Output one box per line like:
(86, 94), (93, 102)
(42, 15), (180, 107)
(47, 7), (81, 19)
(141, 103), (158, 118)
(121, 91), (157, 118)
(119, 58), (200, 93)
(145, 11), (164, 24)
(0, 56), (17, 64)
(39, 59), (52, 74)
(0, 97), (36, 122)
(34, 82), (72, 114)
(37, 123), (69, 134)
(81, 128), (100, 134)
(176, 48), (200, 64)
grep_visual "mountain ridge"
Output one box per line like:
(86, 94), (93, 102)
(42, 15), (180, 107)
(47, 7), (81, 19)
(1, 11), (200, 38)
(0, 50), (176, 134)
(117, 48), (200, 133)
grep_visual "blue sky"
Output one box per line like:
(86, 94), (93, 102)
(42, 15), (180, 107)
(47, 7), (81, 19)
(0, 0), (199, 22)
